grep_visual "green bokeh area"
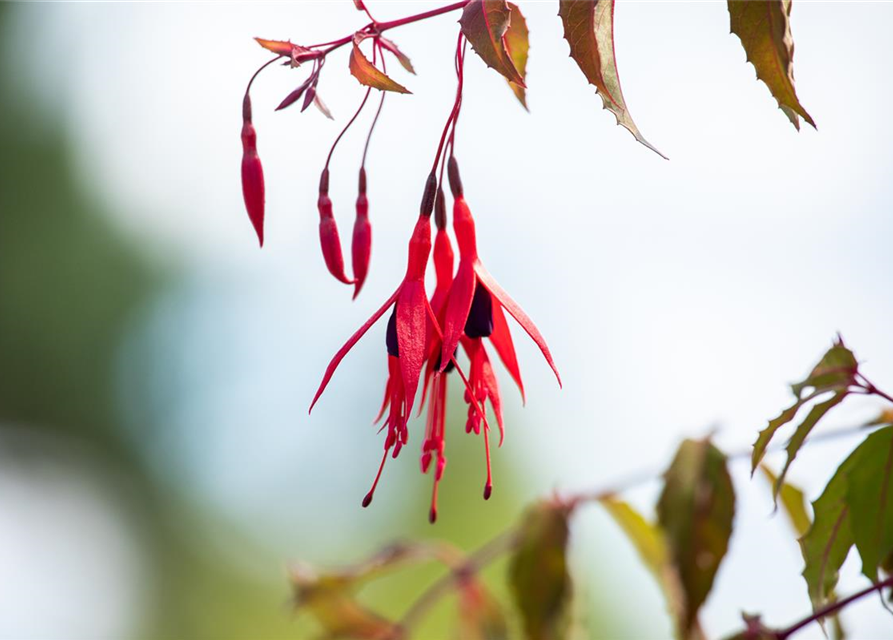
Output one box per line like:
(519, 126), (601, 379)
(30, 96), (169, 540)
(0, 4), (641, 638)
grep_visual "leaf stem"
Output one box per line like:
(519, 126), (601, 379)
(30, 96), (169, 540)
(775, 575), (893, 639)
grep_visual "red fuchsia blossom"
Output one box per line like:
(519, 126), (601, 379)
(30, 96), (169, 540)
(352, 167), (372, 299)
(439, 156), (561, 403)
(240, 95), (265, 246)
(310, 175), (487, 510)
(317, 169), (355, 285)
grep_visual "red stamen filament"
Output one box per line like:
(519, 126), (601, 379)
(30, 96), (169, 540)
(363, 446), (390, 507)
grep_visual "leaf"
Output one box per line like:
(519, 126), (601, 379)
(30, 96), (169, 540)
(457, 580), (509, 640)
(314, 93), (334, 120)
(800, 443), (858, 609)
(349, 40), (412, 94)
(558, 0), (664, 159)
(378, 37), (416, 75)
(600, 497), (688, 637)
(657, 438), (736, 637)
(508, 501), (572, 640)
(761, 464), (811, 537)
(504, 3), (530, 109)
(728, 0), (815, 130)
(276, 75), (316, 111)
(844, 427), (893, 582)
(459, 0), (526, 86)
(722, 614), (776, 640)
(255, 37), (296, 57)
(752, 337), (858, 476)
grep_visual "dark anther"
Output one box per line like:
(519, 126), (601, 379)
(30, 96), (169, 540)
(433, 348), (458, 373)
(434, 186), (447, 230)
(464, 285), (493, 338)
(319, 167), (330, 195)
(386, 306), (399, 357)
(447, 156), (463, 198)
(420, 172), (437, 217)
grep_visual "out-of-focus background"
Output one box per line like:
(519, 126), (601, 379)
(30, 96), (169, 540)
(2, 1), (892, 638)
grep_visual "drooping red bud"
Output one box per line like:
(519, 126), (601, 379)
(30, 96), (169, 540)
(318, 169), (355, 285)
(241, 95), (265, 247)
(352, 167), (372, 299)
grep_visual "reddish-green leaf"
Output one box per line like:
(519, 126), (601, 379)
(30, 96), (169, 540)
(752, 338), (858, 495)
(800, 443), (857, 610)
(657, 438), (735, 637)
(379, 37), (416, 75)
(508, 501), (572, 640)
(844, 426), (893, 582)
(255, 37), (296, 57)
(728, 0), (815, 130)
(558, 0), (664, 158)
(457, 580), (509, 640)
(459, 0), (526, 86)
(349, 39), (412, 94)
(504, 3), (530, 109)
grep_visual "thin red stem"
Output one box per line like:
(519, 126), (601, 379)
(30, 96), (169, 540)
(430, 33), (466, 177)
(776, 575), (893, 639)
(361, 42), (387, 168)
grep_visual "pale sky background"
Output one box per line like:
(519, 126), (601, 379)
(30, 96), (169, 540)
(4, 1), (893, 638)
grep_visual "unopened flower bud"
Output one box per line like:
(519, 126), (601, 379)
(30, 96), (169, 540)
(317, 168), (355, 285)
(352, 167), (372, 299)
(240, 95), (265, 246)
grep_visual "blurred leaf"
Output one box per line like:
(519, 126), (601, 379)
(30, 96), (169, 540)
(349, 39), (411, 94)
(844, 427), (893, 582)
(657, 438), (735, 637)
(727, 0), (815, 130)
(722, 614), (776, 640)
(600, 497), (690, 638)
(868, 407), (893, 427)
(457, 579), (509, 640)
(761, 464), (810, 537)
(558, 0), (664, 158)
(508, 501), (572, 640)
(752, 338), (858, 491)
(459, 0), (525, 86)
(314, 94), (334, 120)
(379, 37), (416, 75)
(504, 3), (529, 109)
(800, 441), (858, 609)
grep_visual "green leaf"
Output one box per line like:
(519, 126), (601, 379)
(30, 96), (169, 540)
(657, 438), (735, 637)
(601, 497), (688, 637)
(508, 501), (572, 640)
(751, 338), (858, 478)
(558, 0), (664, 158)
(800, 444), (858, 609)
(504, 3), (529, 109)
(459, 0), (526, 86)
(727, 0), (815, 130)
(349, 38), (412, 94)
(845, 427), (893, 582)
(761, 464), (811, 537)
(457, 580), (509, 640)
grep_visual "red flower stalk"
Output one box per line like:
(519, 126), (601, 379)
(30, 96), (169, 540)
(241, 94), (265, 247)
(439, 157), (561, 397)
(352, 167), (372, 299)
(317, 168), (355, 285)
(310, 174), (488, 510)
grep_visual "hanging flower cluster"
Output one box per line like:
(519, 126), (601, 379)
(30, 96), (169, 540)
(240, 1), (562, 521)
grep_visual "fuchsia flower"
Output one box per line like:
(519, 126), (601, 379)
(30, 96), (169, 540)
(317, 169), (355, 285)
(240, 95), (265, 247)
(439, 157), (561, 395)
(310, 176), (487, 510)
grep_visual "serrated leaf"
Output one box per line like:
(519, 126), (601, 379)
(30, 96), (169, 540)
(657, 438), (735, 637)
(728, 0), (815, 130)
(255, 37), (296, 57)
(349, 41), (412, 94)
(845, 427), (893, 582)
(508, 501), (572, 640)
(558, 0), (664, 159)
(459, 0), (526, 86)
(504, 3), (530, 109)
(800, 443), (858, 609)
(601, 497), (689, 638)
(378, 37), (416, 75)
(457, 580), (509, 640)
(752, 338), (859, 476)
(761, 464), (810, 537)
